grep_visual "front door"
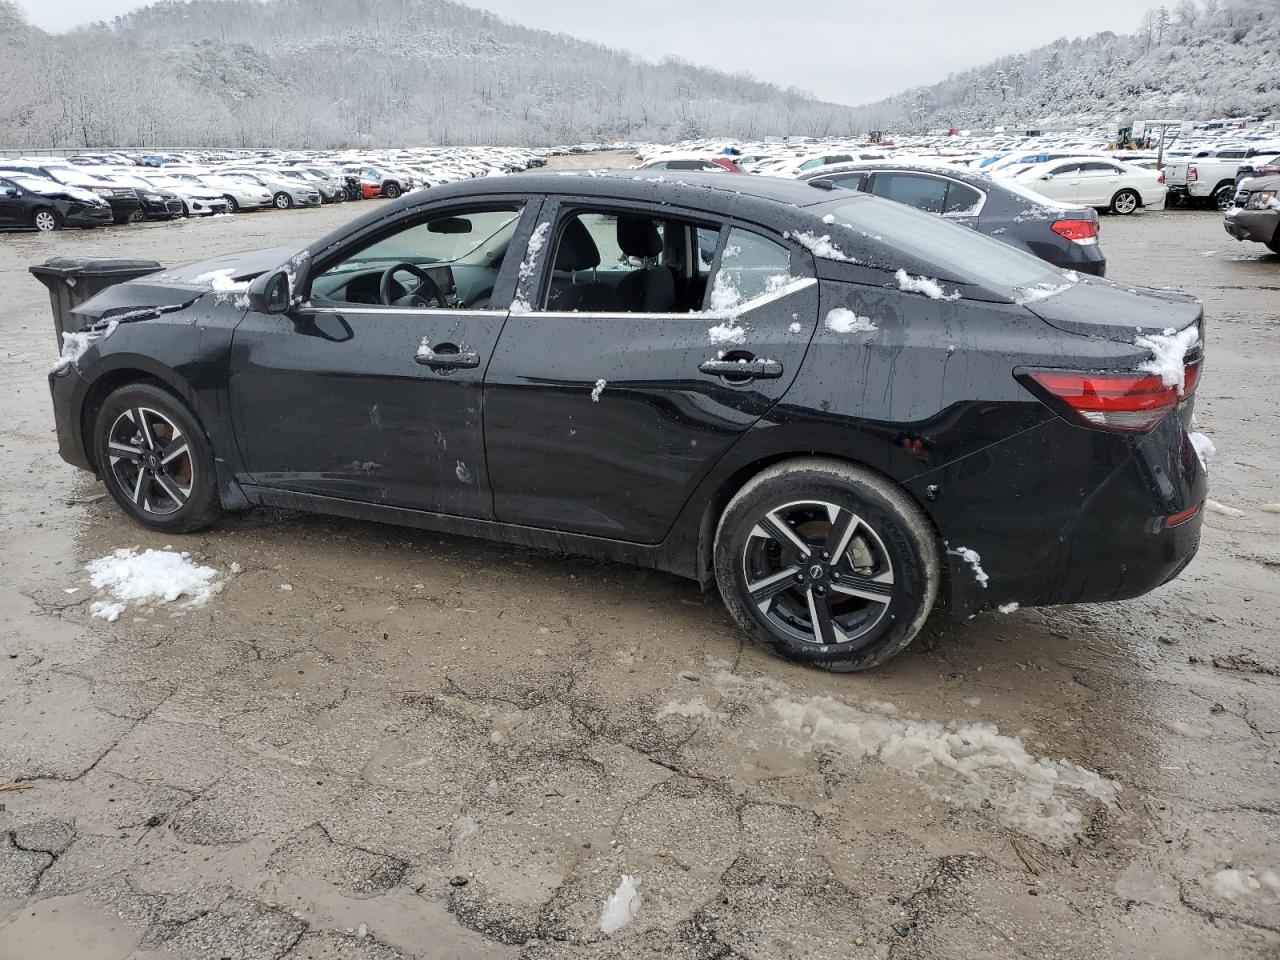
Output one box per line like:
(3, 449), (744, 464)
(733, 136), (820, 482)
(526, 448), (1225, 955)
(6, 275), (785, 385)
(229, 200), (537, 517)
(483, 200), (819, 543)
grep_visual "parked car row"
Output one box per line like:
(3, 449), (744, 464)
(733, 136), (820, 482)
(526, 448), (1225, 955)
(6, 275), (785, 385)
(0, 147), (548, 233)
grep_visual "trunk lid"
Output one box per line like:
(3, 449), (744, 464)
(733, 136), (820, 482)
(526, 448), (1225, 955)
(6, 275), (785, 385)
(1025, 277), (1203, 345)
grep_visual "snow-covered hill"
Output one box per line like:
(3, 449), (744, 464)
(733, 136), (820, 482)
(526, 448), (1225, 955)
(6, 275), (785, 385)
(849, 0), (1278, 132)
(0, 0), (858, 148)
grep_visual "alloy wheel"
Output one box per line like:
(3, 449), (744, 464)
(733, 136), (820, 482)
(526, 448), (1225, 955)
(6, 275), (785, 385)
(275, 193), (291, 209)
(1113, 191), (1138, 215)
(741, 499), (895, 647)
(33, 210), (58, 232)
(1214, 187), (1234, 212)
(106, 407), (195, 516)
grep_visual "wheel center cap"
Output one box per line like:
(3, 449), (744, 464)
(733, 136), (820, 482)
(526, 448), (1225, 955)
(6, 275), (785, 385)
(145, 454), (159, 470)
(808, 563), (826, 581)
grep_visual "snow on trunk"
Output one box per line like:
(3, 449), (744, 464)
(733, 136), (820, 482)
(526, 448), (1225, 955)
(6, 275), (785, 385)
(1135, 325), (1199, 394)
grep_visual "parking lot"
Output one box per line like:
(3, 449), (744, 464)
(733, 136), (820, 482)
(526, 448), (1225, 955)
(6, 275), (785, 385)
(1, 163), (1278, 959)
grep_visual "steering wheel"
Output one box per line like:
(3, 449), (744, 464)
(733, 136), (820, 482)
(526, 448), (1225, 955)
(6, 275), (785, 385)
(379, 262), (447, 308)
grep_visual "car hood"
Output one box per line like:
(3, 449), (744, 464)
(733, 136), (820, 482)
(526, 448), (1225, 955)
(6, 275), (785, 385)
(71, 246), (297, 322)
(1026, 276), (1203, 343)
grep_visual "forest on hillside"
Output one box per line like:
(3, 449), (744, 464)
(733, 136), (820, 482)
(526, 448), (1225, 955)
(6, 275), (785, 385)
(850, 0), (1277, 132)
(0, 0), (856, 148)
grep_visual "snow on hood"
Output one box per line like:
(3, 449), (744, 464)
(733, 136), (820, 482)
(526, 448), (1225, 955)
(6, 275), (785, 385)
(13, 176), (102, 203)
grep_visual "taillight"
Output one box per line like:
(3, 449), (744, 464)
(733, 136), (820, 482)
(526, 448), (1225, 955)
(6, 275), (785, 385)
(1157, 170), (1166, 184)
(1019, 363), (1200, 433)
(1050, 218), (1098, 243)
(1187, 165), (1198, 182)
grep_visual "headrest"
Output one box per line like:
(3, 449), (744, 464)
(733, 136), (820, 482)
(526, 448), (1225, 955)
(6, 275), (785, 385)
(555, 218), (601, 271)
(616, 216), (663, 259)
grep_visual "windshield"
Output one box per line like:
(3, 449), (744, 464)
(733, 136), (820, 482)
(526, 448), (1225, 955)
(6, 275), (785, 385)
(328, 209), (522, 272)
(814, 197), (1064, 292)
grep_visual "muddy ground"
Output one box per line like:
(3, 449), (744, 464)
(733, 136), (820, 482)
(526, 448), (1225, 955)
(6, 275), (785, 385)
(1, 155), (1277, 960)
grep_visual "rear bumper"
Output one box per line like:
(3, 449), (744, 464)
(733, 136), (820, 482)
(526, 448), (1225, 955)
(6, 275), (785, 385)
(907, 413), (1206, 615)
(1224, 209), (1278, 245)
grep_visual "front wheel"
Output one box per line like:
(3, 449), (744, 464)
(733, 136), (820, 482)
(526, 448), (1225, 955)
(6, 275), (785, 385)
(223, 195), (239, 213)
(714, 458), (940, 672)
(1213, 184), (1236, 212)
(273, 192), (292, 209)
(92, 383), (222, 533)
(32, 208), (61, 232)
(1110, 189), (1140, 215)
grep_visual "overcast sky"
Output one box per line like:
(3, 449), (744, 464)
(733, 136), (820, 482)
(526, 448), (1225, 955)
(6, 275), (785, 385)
(19, 0), (1158, 105)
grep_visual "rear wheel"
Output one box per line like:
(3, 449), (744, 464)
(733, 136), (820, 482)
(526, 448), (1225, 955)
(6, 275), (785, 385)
(273, 192), (292, 209)
(92, 383), (222, 533)
(1110, 189), (1140, 215)
(383, 182), (401, 199)
(32, 208), (61, 232)
(1213, 184), (1236, 212)
(714, 458), (940, 672)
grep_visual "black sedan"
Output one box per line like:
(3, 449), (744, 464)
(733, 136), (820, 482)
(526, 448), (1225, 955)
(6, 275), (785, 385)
(0, 174), (114, 231)
(798, 161), (1107, 276)
(45, 173), (1205, 671)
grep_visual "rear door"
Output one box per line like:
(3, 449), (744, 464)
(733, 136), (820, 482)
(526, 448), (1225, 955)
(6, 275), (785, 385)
(1075, 161), (1123, 206)
(482, 199), (820, 543)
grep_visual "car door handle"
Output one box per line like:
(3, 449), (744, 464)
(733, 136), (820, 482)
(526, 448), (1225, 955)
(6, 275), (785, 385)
(698, 357), (783, 379)
(416, 343), (480, 368)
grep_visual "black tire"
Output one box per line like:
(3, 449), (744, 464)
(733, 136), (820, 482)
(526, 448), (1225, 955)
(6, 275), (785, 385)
(382, 182), (401, 199)
(92, 383), (222, 533)
(273, 192), (292, 209)
(1267, 237), (1280, 255)
(32, 207), (61, 232)
(1110, 189), (1140, 215)
(713, 458), (940, 672)
(223, 195), (239, 213)
(1212, 184), (1236, 212)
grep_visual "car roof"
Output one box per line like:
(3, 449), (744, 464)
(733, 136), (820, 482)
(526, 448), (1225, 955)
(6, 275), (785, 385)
(799, 160), (974, 181)
(412, 170), (834, 211)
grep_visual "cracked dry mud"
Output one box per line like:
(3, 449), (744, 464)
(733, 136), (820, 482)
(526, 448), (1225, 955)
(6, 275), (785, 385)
(2, 154), (1278, 959)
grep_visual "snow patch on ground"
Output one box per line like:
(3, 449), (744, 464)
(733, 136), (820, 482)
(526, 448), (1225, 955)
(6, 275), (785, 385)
(950, 546), (989, 588)
(998, 602), (1020, 614)
(599, 875), (642, 934)
(656, 697), (722, 723)
(1135, 326), (1199, 394)
(769, 692), (1119, 845)
(1209, 868), (1280, 900)
(895, 269), (960, 301)
(591, 378), (607, 402)
(86, 548), (222, 620)
(825, 307), (878, 335)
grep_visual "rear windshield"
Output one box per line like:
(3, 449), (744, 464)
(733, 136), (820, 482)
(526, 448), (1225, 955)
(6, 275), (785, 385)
(813, 196), (1064, 291)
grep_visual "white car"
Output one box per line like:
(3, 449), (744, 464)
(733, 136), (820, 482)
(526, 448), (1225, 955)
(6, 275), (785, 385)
(164, 170), (273, 212)
(136, 174), (229, 216)
(767, 151), (888, 177)
(1009, 157), (1167, 215)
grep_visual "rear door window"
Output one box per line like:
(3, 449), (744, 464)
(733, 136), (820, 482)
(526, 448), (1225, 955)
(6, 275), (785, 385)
(869, 173), (949, 214)
(709, 228), (794, 308)
(826, 173), (867, 191)
(943, 180), (984, 217)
